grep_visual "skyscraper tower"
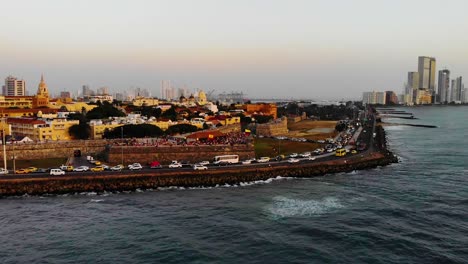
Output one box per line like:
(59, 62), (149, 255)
(418, 56), (436, 91)
(3, 75), (26, 96)
(437, 69), (450, 103)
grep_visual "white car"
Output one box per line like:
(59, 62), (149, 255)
(0, 168), (8, 174)
(307, 156), (316, 161)
(242, 159), (255, 165)
(73, 166), (89, 172)
(128, 163), (143, 170)
(169, 161), (182, 168)
(287, 158), (300, 163)
(257, 157), (270, 163)
(301, 152), (311, 158)
(193, 164), (208, 170)
(50, 169), (65, 175)
(289, 153), (299, 158)
(110, 164), (124, 171)
(198, 161), (210, 166)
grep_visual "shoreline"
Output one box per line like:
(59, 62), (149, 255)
(0, 126), (398, 197)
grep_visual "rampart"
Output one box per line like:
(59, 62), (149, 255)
(108, 144), (255, 165)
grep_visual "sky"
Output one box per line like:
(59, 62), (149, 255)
(1, 0), (468, 100)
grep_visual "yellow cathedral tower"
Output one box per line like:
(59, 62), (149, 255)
(32, 74), (50, 108)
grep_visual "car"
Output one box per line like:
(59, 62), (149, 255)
(150, 161), (163, 169)
(91, 166), (105, 172)
(60, 165), (74, 171)
(50, 169), (65, 176)
(272, 155), (285, 161)
(301, 152), (311, 158)
(307, 156), (316, 161)
(101, 164), (110, 170)
(257, 157), (270, 163)
(168, 161), (183, 168)
(351, 150), (358, 154)
(110, 164), (124, 171)
(89, 160), (101, 165)
(289, 153), (299, 158)
(198, 161), (210, 166)
(0, 168), (8, 174)
(287, 158), (300, 163)
(26, 167), (38, 173)
(35, 168), (50, 173)
(193, 164), (208, 170)
(73, 166), (89, 172)
(15, 169), (29, 174)
(128, 163), (143, 170)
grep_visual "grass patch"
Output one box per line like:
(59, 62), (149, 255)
(254, 138), (320, 158)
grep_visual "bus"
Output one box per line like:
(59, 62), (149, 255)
(213, 155), (239, 165)
(335, 148), (347, 157)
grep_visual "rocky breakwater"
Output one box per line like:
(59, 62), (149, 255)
(0, 128), (398, 197)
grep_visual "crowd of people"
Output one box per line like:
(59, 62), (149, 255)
(111, 132), (250, 147)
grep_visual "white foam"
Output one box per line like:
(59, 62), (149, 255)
(90, 199), (104, 203)
(267, 196), (344, 219)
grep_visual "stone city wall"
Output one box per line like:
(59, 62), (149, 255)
(107, 144), (255, 165)
(256, 117), (288, 137)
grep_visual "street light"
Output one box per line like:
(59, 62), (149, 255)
(121, 126), (124, 165)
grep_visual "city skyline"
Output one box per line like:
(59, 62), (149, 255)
(2, 0), (468, 100)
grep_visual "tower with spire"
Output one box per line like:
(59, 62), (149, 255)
(32, 74), (50, 108)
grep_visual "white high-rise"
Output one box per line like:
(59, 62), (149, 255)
(437, 69), (450, 103)
(3, 75), (26, 96)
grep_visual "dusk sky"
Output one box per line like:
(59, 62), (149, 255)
(1, 0), (468, 100)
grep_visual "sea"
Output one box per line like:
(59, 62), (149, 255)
(0, 106), (467, 264)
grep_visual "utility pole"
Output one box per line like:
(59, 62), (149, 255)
(121, 126), (124, 165)
(2, 112), (6, 172)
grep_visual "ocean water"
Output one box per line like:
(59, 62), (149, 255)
(1, 106), (467, 263)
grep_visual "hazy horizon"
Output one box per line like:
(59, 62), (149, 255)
(1, 0), (468, 100)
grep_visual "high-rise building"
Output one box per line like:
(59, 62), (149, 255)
(82, 85), (94, 97)
(451, 76), (463, 102)
(418, 56), (436, 91)
(437, 69), (450, 103)
(97, 86), (109, 95)
(385, 91), (398, 105)
(3, 75), (26, 96)
(362, 91), (386, 105)
(406, 71), (419, 104)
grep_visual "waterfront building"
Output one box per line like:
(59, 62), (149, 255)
(437, 69), (450, 103)
(3, 76), (26, 96)
(451, 77), (463, 103)
(418, 56), (436, 92)
(362, 91), (386, 105)
(385, 91), (398, 105)
(406, 72), (419, 104)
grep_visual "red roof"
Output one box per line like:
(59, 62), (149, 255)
(7, 118), (46, 125)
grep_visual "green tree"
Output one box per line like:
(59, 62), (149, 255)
(103, 124), (164, 139)
(161, 106), (177, 121)
(68, 123), (91, 139)
(165, 124), (198, 135)
(253, 115), (273, 124)
(86, 101), (126, 120)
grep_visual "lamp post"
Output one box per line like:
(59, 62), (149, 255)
(121, 126), (124, 165)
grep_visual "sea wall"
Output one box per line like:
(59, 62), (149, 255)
(0, 140), (108, 160)
(0, 151), (397, 197)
